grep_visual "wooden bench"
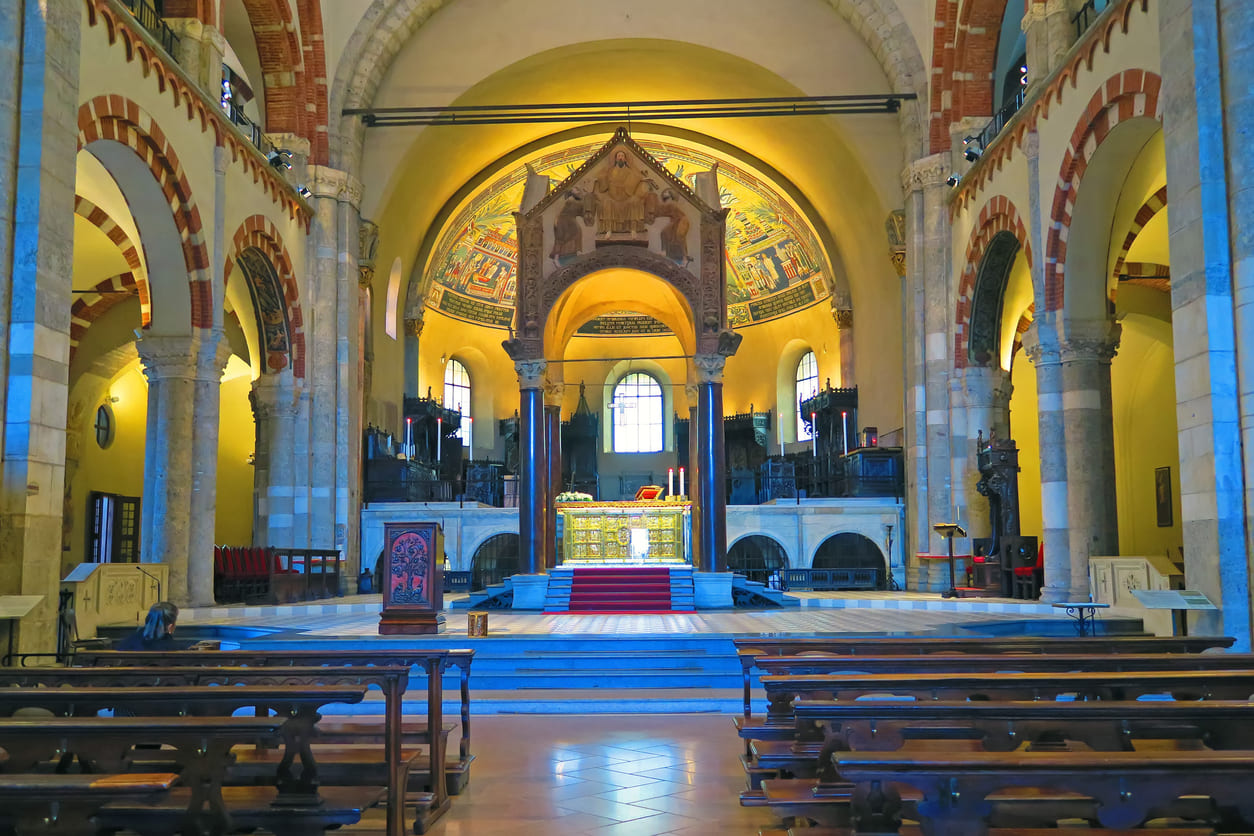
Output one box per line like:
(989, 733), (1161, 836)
(0, 772), (179, 836)
(838, 749), (1254, 834)
(76, 648), (469, 835)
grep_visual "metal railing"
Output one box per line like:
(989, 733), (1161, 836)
(976, 87), (1026, 153)
(1072, 0), (1109, 38)
(223, 99), (276, 157)
(117, 0), (180, 57)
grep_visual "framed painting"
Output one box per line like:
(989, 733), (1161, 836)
(378, 521), (445, 635)
(1155, 466), (1173, 528)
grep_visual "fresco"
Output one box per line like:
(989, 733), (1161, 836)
(424, 136), (832, 329)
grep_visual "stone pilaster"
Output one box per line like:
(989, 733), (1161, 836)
(902, 154), (954, 588)
(307, 166), (364, 586)
(1022, 0), (1079, 94)
(163, 17), (225, 94)
(251, 370), (298, 549)
(403, 313), (423, 400)
(1022, 315), (1071, 601)
(960, 366), (1014, 543)
(0, 0), (80, 653)
(1155, 0), (1249, 643)
(833, 307), (855, 386)
(137, 335), (200, 606)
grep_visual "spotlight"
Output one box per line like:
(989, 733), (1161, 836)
(963, 135), (983, 162)
(1020, 65), (1029, 87)
(268, 149), (292, 170)
(946, 174), (961, 187)
(297, 186), (313, 199)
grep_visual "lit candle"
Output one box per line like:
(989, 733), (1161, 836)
(841, 410), (849, 456)
(436, 416), (442, 462)
(405, 417), (413, 461)
(811, 413), (818, 458)
(466, 416), (473, 453)
(679, 467), (686, 498)
(668, 467), (675, 497)
(778, 413), (784, 452)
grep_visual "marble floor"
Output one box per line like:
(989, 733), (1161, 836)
(351, 714), (778, 835)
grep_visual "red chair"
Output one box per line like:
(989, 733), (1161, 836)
(1014, 542), (1045, 600)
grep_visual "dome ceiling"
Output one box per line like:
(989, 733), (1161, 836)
(423, 135), (834, 331)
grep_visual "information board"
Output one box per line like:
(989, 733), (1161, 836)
(1129, 589), (1218, 610)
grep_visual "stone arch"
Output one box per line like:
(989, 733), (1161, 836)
(955, 197), (1031, 368)
(727, 533), (790, 585)
(1110, 185), (1168, 285)
(74, 195), (150, 325)
(469, 532), (522, 590)
(77, 96), (212, 332)
(224, 216), (306, 377)
(811, 531), (887, 588)
(327, 0), (928, 169)
(69, 273), (142, 361)
(929, 0), (1015, 153)
(238, 0), (328, 161)
(1044, 69), (1163, 311)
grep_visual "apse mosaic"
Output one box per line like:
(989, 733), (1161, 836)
(424, 137), (832, 330)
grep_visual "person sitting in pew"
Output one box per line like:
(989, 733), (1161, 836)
(116, 602), (191, 651)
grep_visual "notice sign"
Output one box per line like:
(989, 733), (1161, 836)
(1129, 589), (1218, 610)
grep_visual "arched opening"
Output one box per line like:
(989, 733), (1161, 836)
(727, 535), (789, 585)
(968, 231), (1022, 367)
(471, 533), (521, 591)
(794, 349), (819, 441)
(611, 372), (664, 454)
(444, 358), (472, 448)
(811, 532), (886, 590)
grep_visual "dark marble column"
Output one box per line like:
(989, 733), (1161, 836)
(695, 356), (728, 572)
(543, 388), (563, 571)
(516, 360), (547, 575)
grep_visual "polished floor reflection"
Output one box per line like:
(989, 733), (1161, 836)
(355, 714), (776, 835)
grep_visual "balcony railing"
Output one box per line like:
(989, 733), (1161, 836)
(222, 99), (276, 157)
(1073, 0), (1110, 38)
(975, 87), (1027, 155)
(117, 0), (180, 57)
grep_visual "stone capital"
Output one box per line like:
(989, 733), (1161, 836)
(1059, 320), (1121, 364)
(251, 370), (298, 420)
(404, 315), (425, 338)
(308, 165), (364, 208)
(515, 359), (548, 389)
(901, 153), (950, 194)
(543, 379), (565, 405)
(136, 335), (198, 382)
(358, 266), (375, 289)
(832, 307), (853, 329)
(194, 330), (233, 383)
(693, 354), (726, 384)
(1021, 320), (1060, 367)
(684, 383), (700, 403)
(962, 364), (1012, 406)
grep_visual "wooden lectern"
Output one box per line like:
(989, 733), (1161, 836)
(378, 521), (445, 635)
(933, 522), (967, 599)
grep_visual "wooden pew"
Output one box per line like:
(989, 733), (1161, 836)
(734, 636), (1237, 720)
(0, 665), (416, 836)
(76, 649), (467, 835)
(838, 749), (1254, 835)
(0, 773), (180, 836)
(0, 715), (285, 834)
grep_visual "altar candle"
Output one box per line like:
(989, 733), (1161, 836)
(466, 416), (473, 452)
(841, 411), (849, 456)
(778, 413), (784, 452)
(679, 467), (686, 497)
(811, 413), (818, 458)
(405, 417), (413, 461)
(668, 467), (675, 497)
(436, 417), (442, 462)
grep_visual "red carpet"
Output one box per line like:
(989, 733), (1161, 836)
(567, 567), (673, 612)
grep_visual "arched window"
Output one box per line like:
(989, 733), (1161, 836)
(611, 373), (663, 453)
(444, 359), (472, 447)
(795, 350), (819, 441)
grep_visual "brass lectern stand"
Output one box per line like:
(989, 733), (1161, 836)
(933, 522), (967, 599)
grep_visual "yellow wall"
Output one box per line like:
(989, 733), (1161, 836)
(1009, 355), (1043, 543)
(215, 365), (257, 547)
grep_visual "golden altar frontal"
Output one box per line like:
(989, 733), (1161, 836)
(557, 501), (692, 565)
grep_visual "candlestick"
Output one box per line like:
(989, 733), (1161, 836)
(668, 467), (675, 497)
(841, 410), (849, 456)
(811, 413), (818, 458)
(436, 417), (442, 462)
(466, 416), (473, 452)
(778, 413), (784, 452)
(679, 467), (686, 498)
(405, 417), (413, 462)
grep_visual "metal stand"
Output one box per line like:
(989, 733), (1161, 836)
(933, 522), (966, 599)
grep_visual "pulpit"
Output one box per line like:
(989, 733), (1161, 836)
(378, 521), (445, 635)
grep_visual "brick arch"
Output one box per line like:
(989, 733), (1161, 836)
(69, 272), (143, 361)
(1110, 185), (1167, 284)
(225, 216), (306, 378)
(1044, 69), (1163, 311)
(954, 196), (1032, 368)
(74, 195), (151, 326)
(77, 96), (212, 331)
(930, 0), (1014, 152)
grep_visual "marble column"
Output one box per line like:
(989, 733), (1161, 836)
(1155, 0), (1250, 642)
(962, 365), (1014, 542)
(251, 370), (298, 548)
(187, 332), (231, 606)
(516, 360), (547, 575)
(137, 336), (201, 606)
(290, 388), (312, 546)
(694, 355), (728, 573)
(948, 373), (971, 553)
(403, 314), (423, 400)
(902, 155), (955, 588)
(0, 0), (80, 652)
(1022, 314), (1072, 602)
(833, 308), (855, 386)
(543, 380), (564, 571)
(1059, 319), (1120, 598)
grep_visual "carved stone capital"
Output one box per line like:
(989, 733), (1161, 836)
(693, 354), (726, 384)
(1059, 320), (1121, 364)
(358, 266), (375, 288)
(901, 153), (950, 193)
(543, 379), (566, 405)
(684, 383), (700, 403)
(404, 315), (424, 338)
(833, 307), (853, 329)
(136, 335), (198, 382)
(889, 251), (906, 277)
(515, 359), (548, 389)
(1020, 321), (1060, 367)
(308, 165), (364, 208)
(194, 331), (233, 383)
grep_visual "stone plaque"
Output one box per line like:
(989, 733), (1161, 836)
(378, 522), (446, 635)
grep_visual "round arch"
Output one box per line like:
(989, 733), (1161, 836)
(727, 534), (790, 585)
(955, 196), (1032, 368)
(470, 533), (522, 591)
(224, 216), (306, 377)
(811, 532), (886, 590)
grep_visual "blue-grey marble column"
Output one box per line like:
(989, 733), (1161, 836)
(1023, 314), (1072, 602)
(543, 382), (563, 571)
(695, 355), (727, 573)
(516, 360), (547, 575)
(187, 333), (232, 606)
(251, 370), (298, 549)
